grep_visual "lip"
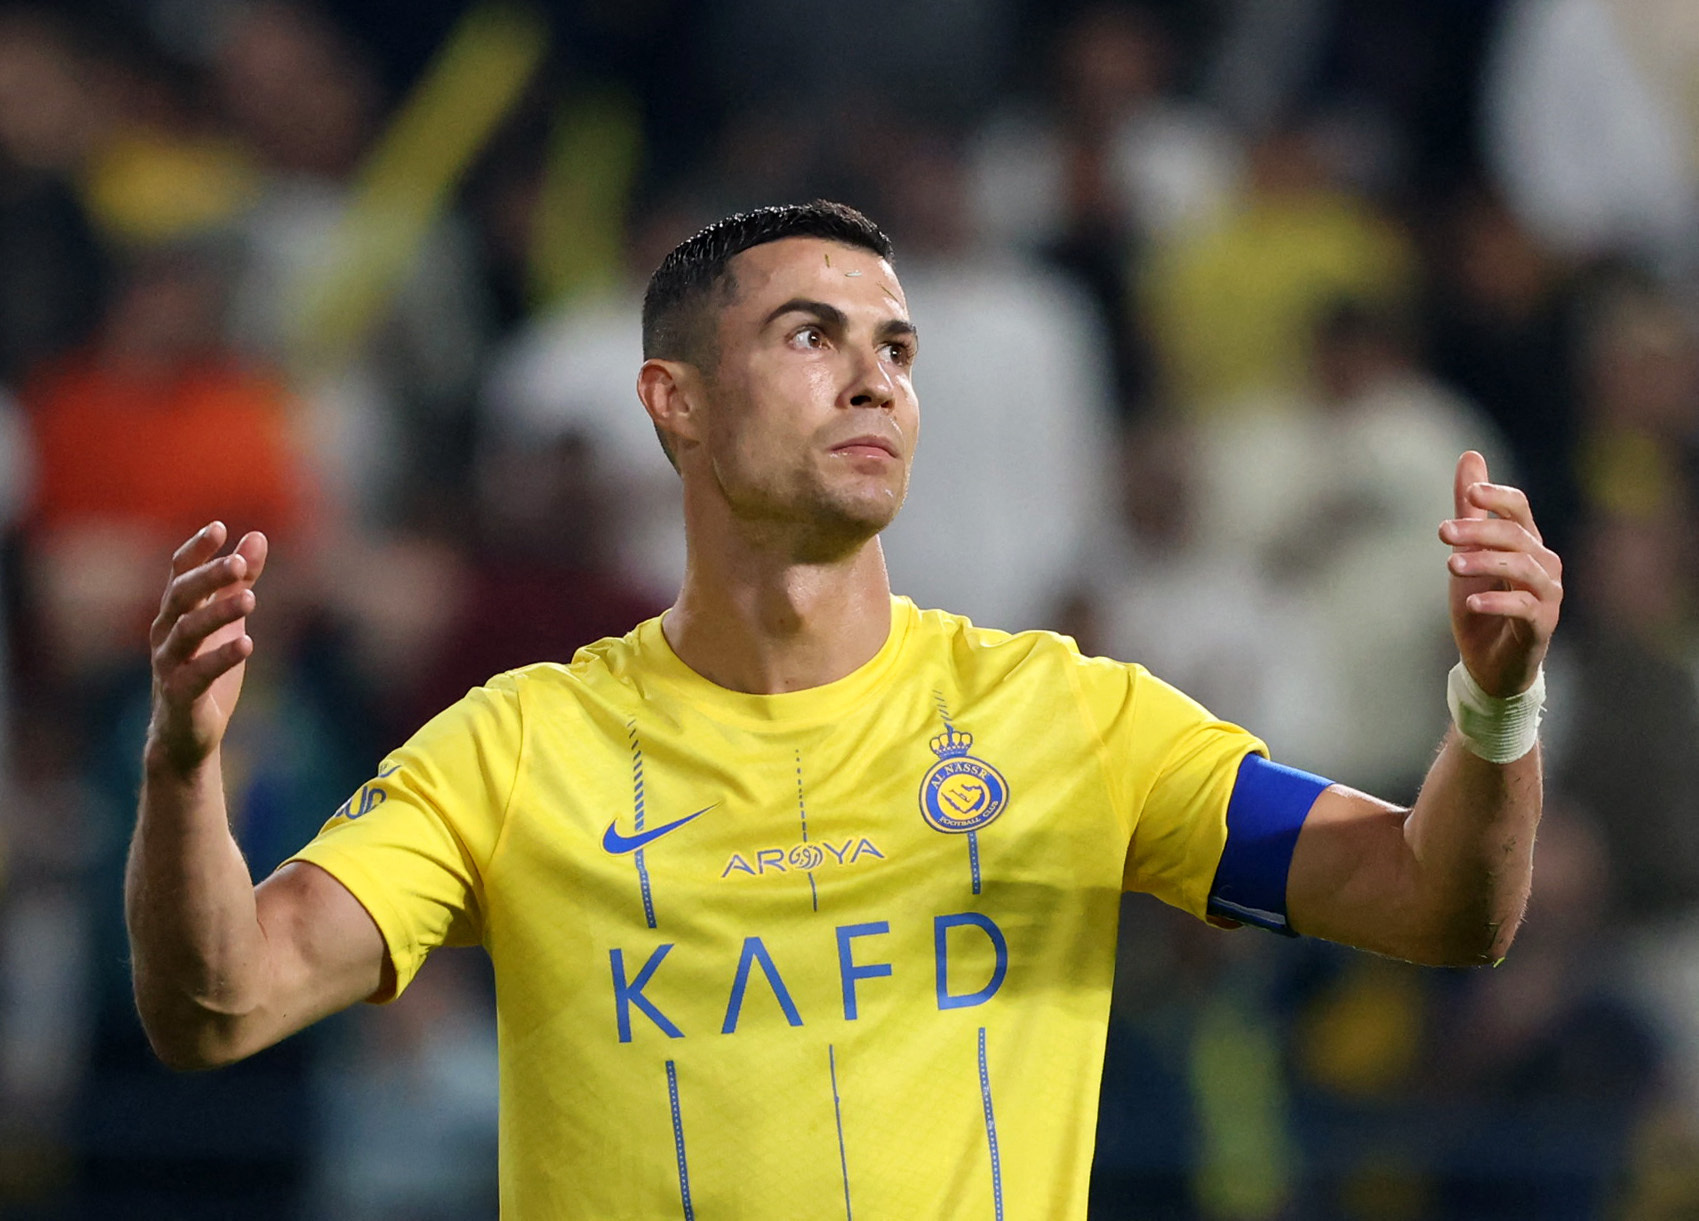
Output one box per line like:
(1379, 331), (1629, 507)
(830, 434), (899, 459)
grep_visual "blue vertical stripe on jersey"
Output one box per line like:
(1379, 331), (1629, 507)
(797, 750), (819, 912)
(978, 1027), (1004, 1221)
(829, 1044), (853, 1220)
(934, 693), (985, 896)
(628, 721), (658, 929)
(1206, 753), (1331, 935)
(666, 1059), (695, 1220)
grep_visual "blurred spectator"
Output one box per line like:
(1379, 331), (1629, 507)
(1095, 896), (1303, 1221)
(1573, 279), (1699, 524)
(1189, 299), (1499, 793)
(21, 243), (313, 687)
(1551, 504), (1699, 926)
(1066, 416), (1307, 739)
(1545, 496), (1699, 1178)
(1484, 0), (1699, 278)
(309, 954), (498, 1221)
(1142, 125), (1415, 414)
(1423, 185), (1584, 556)
(1205, 2), (1497, 194)
(0, 6), (258, 250)
(0, 9), (110, 385)
(0, 711), (97, 1213)
(1428, 808), (1660, 1113)
(1546, 278), (1699, 925)
(78, 42), (260, 248)
(1430, 807), (1661, 1218)
(868, 129), (1116, 633)
(212, 2), (490, 524)
(480, 207), (699, 602)
(700, 0), (1016, 128)
(971, 3), (1241, 410)
(395, 430), (666, 738)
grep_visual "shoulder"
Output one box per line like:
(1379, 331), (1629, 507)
(479, 614), (668, 704)
(906, 600), (1145, 689)
(908, 601), (1229, 730)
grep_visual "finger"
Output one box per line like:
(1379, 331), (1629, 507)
(152, 553), (253, 648)
(1454, 451), (1489, 520)
(168, 635), (254, 703)
(159, 589), (256, 667)
(1447, 548), (1562, 597)
(170, 522), (227, 577)
(231, 531), (269, 588)
(1465, 481), (1542, 543)
(159, 552), (251, 619)
(1439, 516), (1543, 554)
(1463, 588), (1549, 621)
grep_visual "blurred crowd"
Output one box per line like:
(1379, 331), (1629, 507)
(0, 0), (1696, 1217)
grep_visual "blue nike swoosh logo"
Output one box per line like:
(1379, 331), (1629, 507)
(602, 805), (715, 855)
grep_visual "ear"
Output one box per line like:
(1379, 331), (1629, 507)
(636, 358), (705, 458)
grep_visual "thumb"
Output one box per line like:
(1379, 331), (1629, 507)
(1454, 450), (1489, 522)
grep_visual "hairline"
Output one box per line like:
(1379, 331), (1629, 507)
(671, 236), (895, 371)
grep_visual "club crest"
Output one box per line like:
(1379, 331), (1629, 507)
(919, 724), (1009, 834)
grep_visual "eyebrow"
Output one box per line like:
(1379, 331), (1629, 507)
(761, 297), (918, 346)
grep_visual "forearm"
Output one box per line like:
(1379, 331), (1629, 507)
(1290, 454), (1558, 965)
(126, 744), (272, 1067)
(1401, 728), (1541, 964)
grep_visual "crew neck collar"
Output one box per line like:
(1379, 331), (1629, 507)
(639, 597), (916, 727)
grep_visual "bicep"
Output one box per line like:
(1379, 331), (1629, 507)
(1285, 784), (1426, 956)
(248, 861), (391, 1044)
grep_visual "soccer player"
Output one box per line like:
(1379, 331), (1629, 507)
(129, 202), (1562, 1217)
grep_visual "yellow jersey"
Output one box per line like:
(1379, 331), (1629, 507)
(289, 597), (1324, 1219)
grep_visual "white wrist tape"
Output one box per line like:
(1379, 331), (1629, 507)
(1446, 661), (1545, 764)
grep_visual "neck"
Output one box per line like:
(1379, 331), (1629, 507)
(665, 525), (894, 695)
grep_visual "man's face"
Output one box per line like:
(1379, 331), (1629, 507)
(696, 236), (918, 553)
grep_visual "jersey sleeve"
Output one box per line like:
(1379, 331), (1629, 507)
(1072, 658), (1326, 924)
(285, 673), (524, 1000)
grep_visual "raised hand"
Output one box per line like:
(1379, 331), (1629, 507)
(146, 522), (269, 774)
(1438, 452), (1562, 697)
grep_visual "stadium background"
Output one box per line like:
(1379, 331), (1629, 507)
(0, 0), (1697, 1216)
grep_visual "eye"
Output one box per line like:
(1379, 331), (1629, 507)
(791, 325), (828, 350)
(881, 340), (916, 367)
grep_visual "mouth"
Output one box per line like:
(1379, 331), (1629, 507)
(830, 435), (899, 460)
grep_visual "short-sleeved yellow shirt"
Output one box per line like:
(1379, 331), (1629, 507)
(289, 597), (1268, 1219)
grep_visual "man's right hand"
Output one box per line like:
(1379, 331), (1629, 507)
(132, 521), (389, 1071)
(146, 522), (268, 774)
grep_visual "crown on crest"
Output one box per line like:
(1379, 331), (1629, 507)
(929, 726), (974, 758)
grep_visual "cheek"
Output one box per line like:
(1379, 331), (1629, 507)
(707, 387), (800, 476)
(748, 363), (837, 439)
(895, 378), (921, 443)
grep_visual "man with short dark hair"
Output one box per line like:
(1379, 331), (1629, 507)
(129, 201), (1562, 1217)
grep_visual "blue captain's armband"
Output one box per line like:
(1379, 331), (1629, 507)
(1205, 753), (1331, 936)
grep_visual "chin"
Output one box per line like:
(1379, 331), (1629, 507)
(791, 490), (901, 559)
(826, 483), (904, 533)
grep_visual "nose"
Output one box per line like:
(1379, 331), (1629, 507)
(846, 343), (896, 410)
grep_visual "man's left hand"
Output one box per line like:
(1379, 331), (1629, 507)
(1438, 451), (1563, 697)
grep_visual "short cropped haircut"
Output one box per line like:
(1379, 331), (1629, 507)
(640, 201), (895, 466)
